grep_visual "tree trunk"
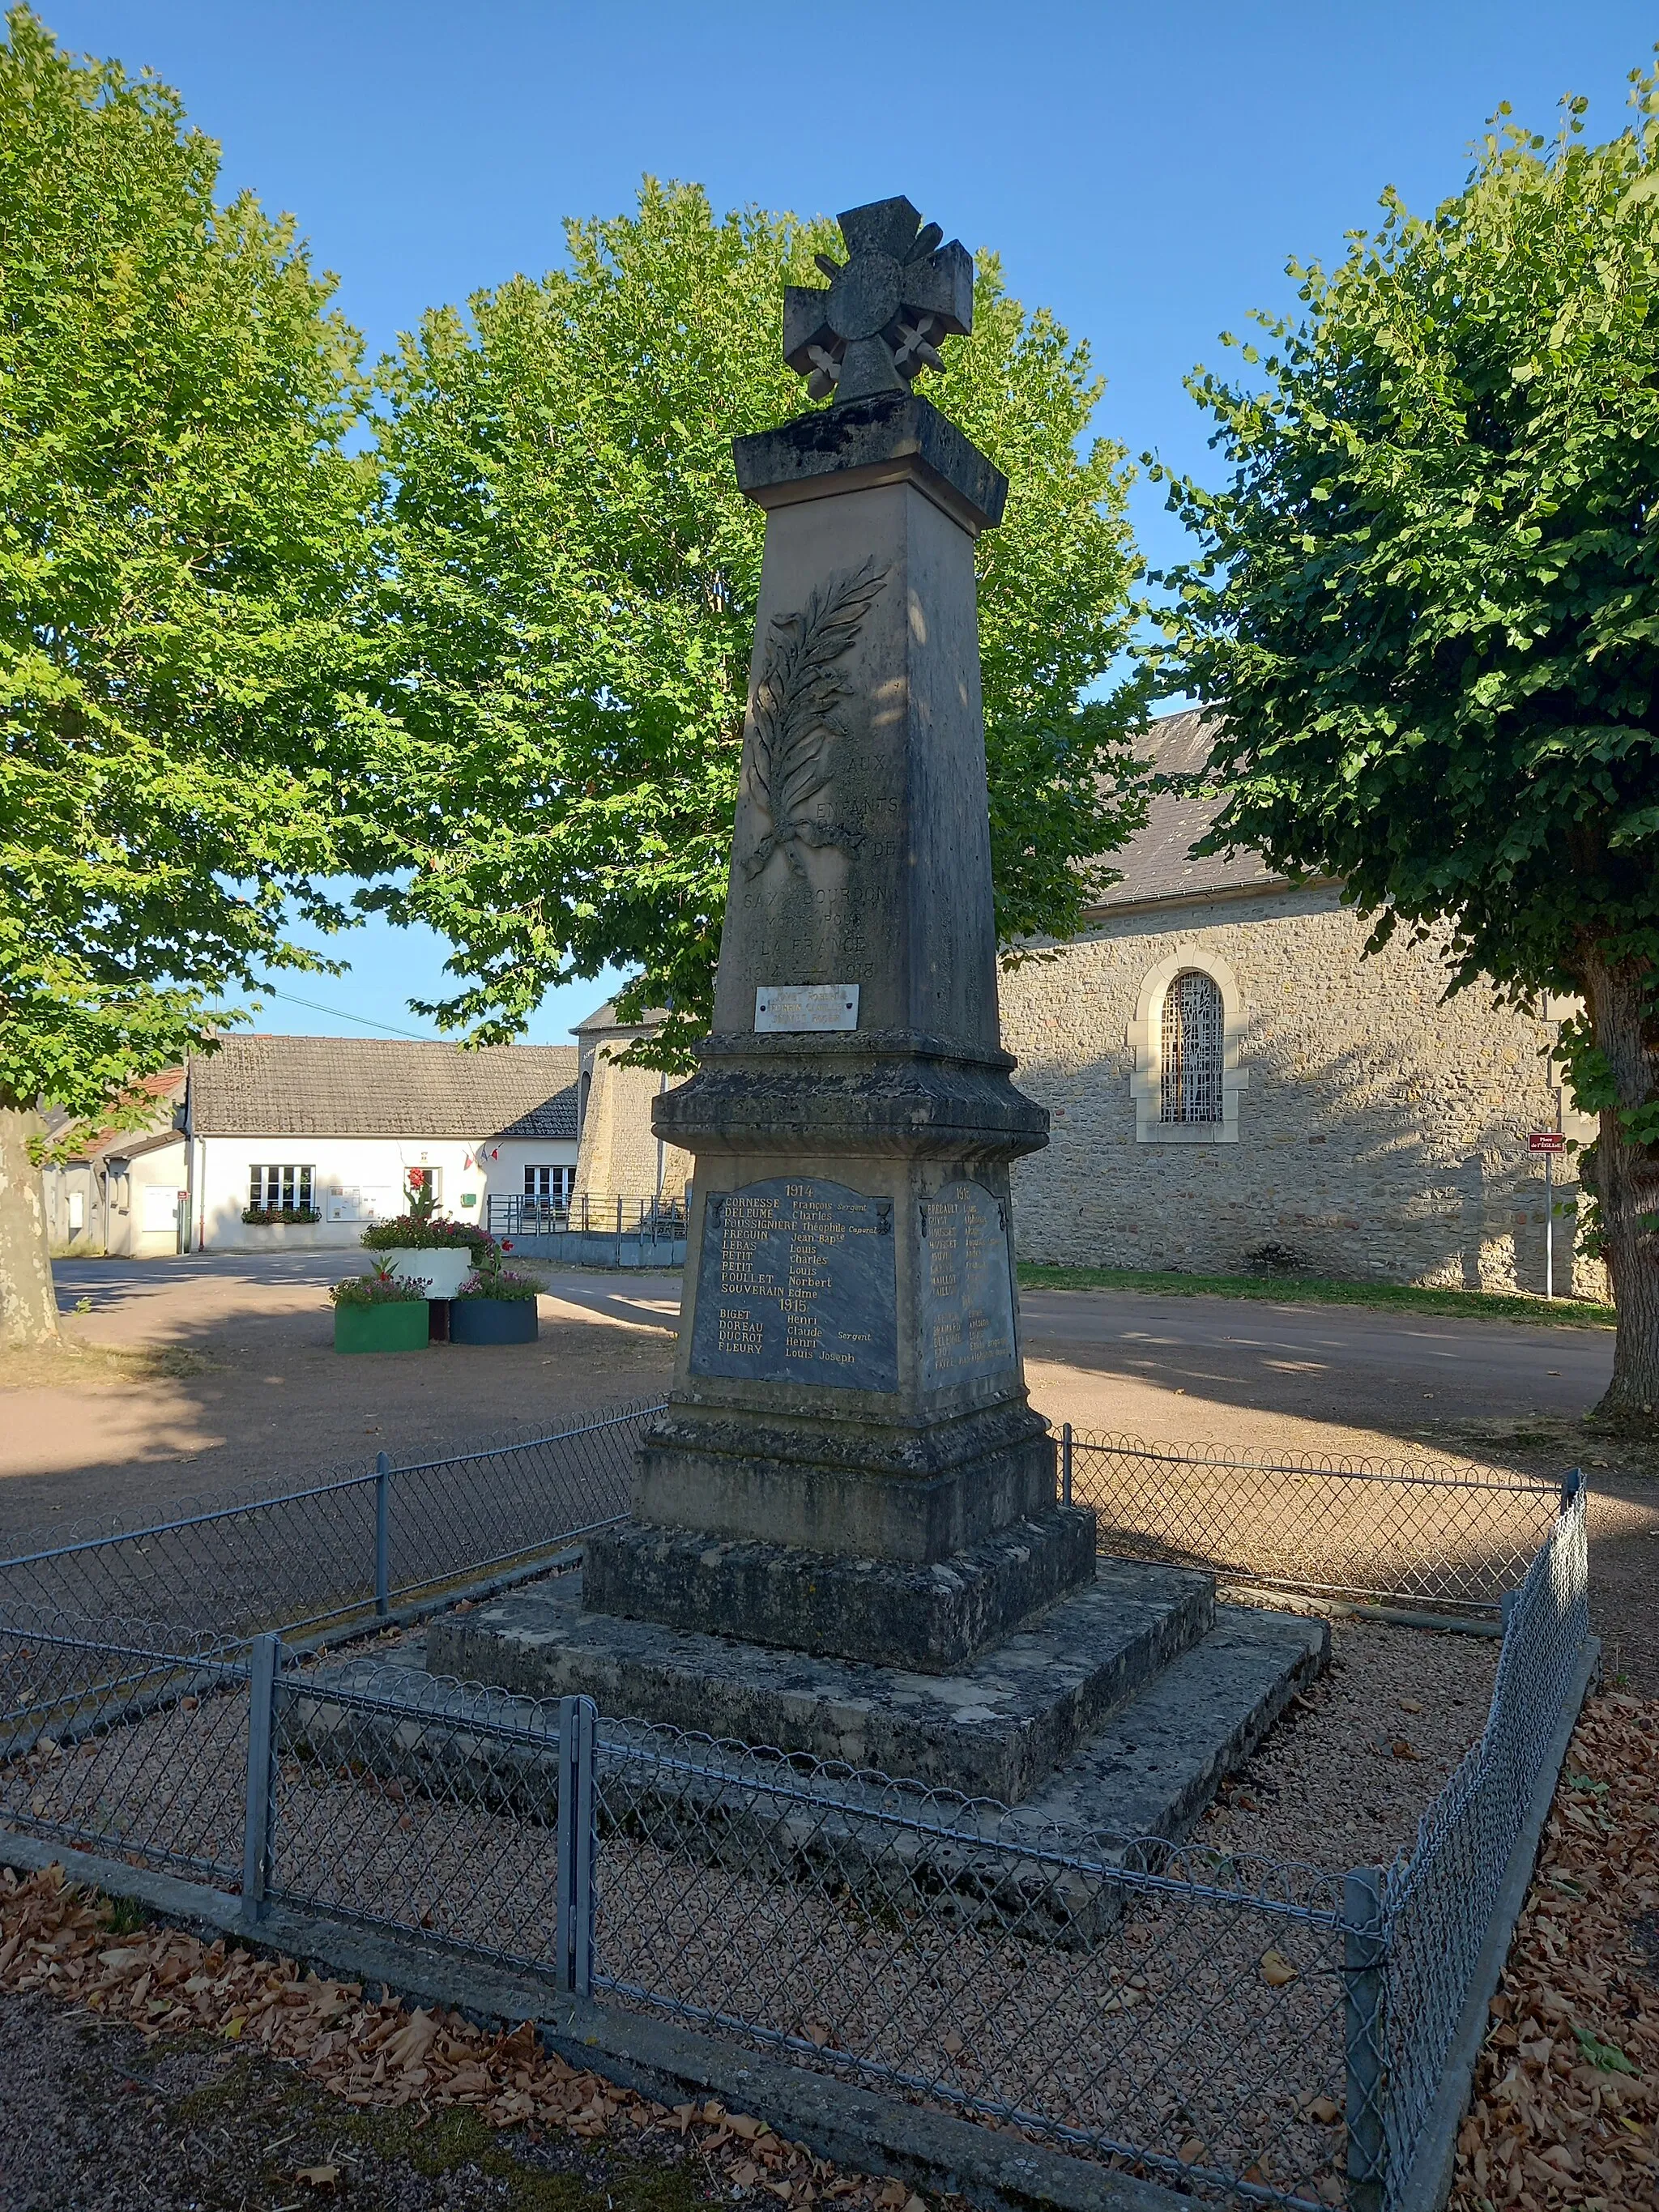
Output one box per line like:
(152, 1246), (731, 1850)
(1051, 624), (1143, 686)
(1580, 947), (1659, 1414)
(0, 1097), (60, 1348)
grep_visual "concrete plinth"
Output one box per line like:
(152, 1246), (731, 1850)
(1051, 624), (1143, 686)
(582, 1504), (1098, 1673)
(427, 1556), (1214, 1805)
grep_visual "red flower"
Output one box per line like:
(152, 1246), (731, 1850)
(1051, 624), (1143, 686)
(501, 1238), (514, 1251)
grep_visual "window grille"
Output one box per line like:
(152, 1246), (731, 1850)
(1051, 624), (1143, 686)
(249, 1164), (315, 1210)
(1160, 971), (1225, 1124)
(525, 1166), (574, 1204)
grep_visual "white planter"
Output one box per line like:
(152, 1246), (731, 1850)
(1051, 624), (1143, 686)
(383, 1248), (473, 1300)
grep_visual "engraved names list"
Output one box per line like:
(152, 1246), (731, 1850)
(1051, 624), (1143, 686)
(689, 1178), (898, 1390)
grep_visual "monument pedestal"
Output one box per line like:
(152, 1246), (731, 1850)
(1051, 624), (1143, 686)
(576, 378), (1093, 1674)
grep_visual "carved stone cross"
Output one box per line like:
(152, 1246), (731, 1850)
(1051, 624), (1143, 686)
(783, 195), (974, 404)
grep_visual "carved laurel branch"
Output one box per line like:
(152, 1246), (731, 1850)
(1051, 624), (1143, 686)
(741, 557), (889, 880)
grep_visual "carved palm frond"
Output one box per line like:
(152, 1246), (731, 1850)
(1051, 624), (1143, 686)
(743, 557), (889, 878)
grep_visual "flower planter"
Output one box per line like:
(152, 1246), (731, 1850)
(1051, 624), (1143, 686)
(385, 1249), (474, 1300)
(449, 1298), (539, 1345)
(334, 1301), (430, 1355)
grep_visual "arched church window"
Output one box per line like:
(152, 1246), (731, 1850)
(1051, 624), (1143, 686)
(1160, 970), (1225, 1125)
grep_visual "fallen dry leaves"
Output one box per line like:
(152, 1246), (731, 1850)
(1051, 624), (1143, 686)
(0, 1862), (914, 2207)
(1451, 1690), (1659, 2212)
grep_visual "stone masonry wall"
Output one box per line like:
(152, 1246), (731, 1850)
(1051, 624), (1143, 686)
(573, 1044), (692, 1211)
(999, 884), (1605, 1297)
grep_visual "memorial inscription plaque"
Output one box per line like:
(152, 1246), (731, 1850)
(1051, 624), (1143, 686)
(689, 1177), (898, 1391)
(919, 1178), (1017, 1391)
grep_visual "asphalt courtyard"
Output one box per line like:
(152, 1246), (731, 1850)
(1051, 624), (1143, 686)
(2, 1252), (1653, 1682)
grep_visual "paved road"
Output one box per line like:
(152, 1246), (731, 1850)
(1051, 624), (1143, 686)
(1017, 1285), (1614, 1444)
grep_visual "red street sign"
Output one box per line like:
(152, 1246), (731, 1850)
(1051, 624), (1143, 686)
(1529, 1132), (1566, 1153)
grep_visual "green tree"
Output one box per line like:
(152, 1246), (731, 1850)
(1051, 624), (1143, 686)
(0, 9), (384, 1344)
(1156, 66), (1659, 1412)
(368, 180), (1148, 1067)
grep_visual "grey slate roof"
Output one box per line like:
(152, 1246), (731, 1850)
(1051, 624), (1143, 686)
(572, 998), (669, 1036)
(1089, 707), (1283, 912)
(188, 1036), (579, 1140)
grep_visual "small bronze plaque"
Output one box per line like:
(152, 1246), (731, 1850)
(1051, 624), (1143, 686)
(691, 1178), (898, 1391)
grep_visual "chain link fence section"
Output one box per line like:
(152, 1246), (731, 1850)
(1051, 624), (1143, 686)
(589, 1721), (1349, 2208)
(382, 1406), (648, 1609)
(0, 1400), (658, 1643)
(258, 1653), (1351, 2209)
(262, 1659), (578, 1980)
(1375, 1473), (1591, 2209)
(1061, 1429), (1561, 1616)
(0, 1604), (249, 1886)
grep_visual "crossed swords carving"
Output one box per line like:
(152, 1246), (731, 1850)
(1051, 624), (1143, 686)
(783, 195), (974, 405)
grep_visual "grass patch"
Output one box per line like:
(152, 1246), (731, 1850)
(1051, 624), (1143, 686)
(0, 1338), (211, 1391)
(171, 2052), (712, 2212)
(1017, 1264), (1617, 1328)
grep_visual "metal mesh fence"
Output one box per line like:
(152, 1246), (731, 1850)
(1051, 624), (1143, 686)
(1375, 1474), (1591, 2208)
(1064, 1430), (1559, 1615)
(382, 1409), (645, 1608)
(591, 1724), (1349, 2208)
(0, 1400), (654, 1643)
(0, 1605), (249, 1885)
(267, 1664), (573, 1976)
(0, 1426), (1597, 2210)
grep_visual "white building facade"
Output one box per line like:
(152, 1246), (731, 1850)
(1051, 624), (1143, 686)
(181, 1035), (579, 1253)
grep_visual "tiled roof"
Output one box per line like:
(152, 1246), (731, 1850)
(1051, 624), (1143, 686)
(1088, 707), (1284, 912)
(188, 1036), (578, 1140)
(56, 1070), (186, 1161)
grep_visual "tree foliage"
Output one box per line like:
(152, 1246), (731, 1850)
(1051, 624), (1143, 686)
(0, 5), (382, 1132)
(1156, 65), (1659, 1402)
(369, 181), (1147, 1064)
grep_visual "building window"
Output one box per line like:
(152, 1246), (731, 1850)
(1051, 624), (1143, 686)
(1159, 970), (1225, 1125)
(249, 1164), (315, 1211)
(525, 1166), (574, 1204)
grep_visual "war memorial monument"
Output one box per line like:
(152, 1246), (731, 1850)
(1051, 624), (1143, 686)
(433, 198), (1325, 1830)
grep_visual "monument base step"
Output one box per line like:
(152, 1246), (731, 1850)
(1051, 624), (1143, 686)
(424, 1554), (1211, 1805)
(291, 1596), (1325, 1942)
(1009, 1607), (1329, 1843)
(582, 1505), (1098, 1673)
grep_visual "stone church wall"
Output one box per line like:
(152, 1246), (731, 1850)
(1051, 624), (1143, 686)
(573, 1038), (691, 1211)
(998, 884), (1605, 1297)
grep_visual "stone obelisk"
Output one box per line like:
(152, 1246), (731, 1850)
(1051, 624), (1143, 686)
(584, 197), (1096, 1672)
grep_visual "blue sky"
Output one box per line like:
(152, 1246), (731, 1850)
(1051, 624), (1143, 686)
(38, 0), (1659, 1045)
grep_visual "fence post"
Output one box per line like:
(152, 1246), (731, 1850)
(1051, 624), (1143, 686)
(1342, 1865), (1388, 2212)
(1061, 1422), (1073, 1508)
(557, 1694), (598, 1997)
(374, 1452), (392, 1617)
(241, 1632), (281, 1924)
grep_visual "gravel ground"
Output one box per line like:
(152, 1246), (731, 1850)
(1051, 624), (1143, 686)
(1196, 1617), (1500, 1870)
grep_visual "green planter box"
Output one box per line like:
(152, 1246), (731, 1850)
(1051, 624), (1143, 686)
(450, 1298), (539, 1345)
(334, 1300), (429, 1354)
